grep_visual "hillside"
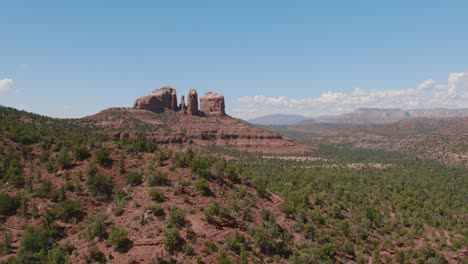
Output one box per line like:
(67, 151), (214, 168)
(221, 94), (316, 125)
(0, 106), (300, 263)
(86, 108), (305, 153)
(1, 105), (467, 263)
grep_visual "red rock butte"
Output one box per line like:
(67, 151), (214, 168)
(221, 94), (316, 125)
(134, 86), (225, 116)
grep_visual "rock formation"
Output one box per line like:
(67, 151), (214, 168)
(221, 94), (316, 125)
(187, 89), (198, 116)
(92, 103), (306, 153)
(200, 92), (225, 116)
(171, 90), (178, 110)
(179, 95), (186, 112)
(134, 86), (178, 112)
(134, 86), (225, 117)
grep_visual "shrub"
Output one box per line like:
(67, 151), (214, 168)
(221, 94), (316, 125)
(260, 209), (274, 222)
(132, 140), (157, 153)
(35, 180), (64, 202)
(84, 214), (108, 241)
(95, 147), (111, 166)
(227, 232), (248, 254)
(174, 148), (194, 168)
(47, 245), (68, 264)
(303, 223), (315, 239)
(318, 242), (334, 261)
(87, 174), (114, 201)
(204, 202), (232, 223)
(217, 251), (232, 264)
(52, 200), (82, 223)
(107, 226), (132, 253)
(5, 158), (25, 188)
(146, 204), (165, 218)
(87, 243), (106, 263)
(190, 156), (216, 179)
(10, 123), (40, 145)
(203, 241), (218, 254)
(204, 201), (221, 222)
(196, 177), (211, 196)
(44, 161), (56, 173)
(16, 227), (57, 263)
(86, 161), (99, 177)
(112, 204), (125, 216)
(167, 209), (186, 228)
(56, 150), (72, 169)
(0, 192), (18, 216)
(147, 170), (169, 186)
(73, 146), (90, 161)
(155, 149), (172, 166)
(253, 227), (276, 255)
(148, 188), (165, 203)
(163, 228), (183, 253)
(124, 171), (142, 186)
(0, 232), (12, 255)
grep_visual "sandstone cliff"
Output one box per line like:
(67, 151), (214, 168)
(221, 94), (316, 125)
(133, 86), (178, 112)
(200, 92), (225, 116)
(187, 89), (198, 116)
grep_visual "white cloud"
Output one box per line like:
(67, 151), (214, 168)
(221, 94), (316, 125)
(233, 72), (468, 119)
(0, 78), (14, 96)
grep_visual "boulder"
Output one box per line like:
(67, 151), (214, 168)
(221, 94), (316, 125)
(200, 92), (225, 116)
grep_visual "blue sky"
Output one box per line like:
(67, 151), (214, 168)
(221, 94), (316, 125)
(1, 1), (468, 119)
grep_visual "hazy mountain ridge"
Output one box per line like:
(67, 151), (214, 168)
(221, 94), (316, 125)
(249, 107), (468, 126)
(247, 114), (309, 125)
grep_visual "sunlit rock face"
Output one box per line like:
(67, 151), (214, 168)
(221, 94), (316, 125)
(187, 89), (199, 116)
(200, 92), (225, 116)
(134, 86), (178, 112)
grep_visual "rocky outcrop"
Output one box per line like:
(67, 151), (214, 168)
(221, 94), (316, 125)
(134, 86), (178, 112)
(90, 107), (307, 153)
(171, 91), (178, 110)
(179, 95), (186, 112)
(200, 92), (225, 116)
(187, 89), (198, 116)
(134, 86), (226, 117)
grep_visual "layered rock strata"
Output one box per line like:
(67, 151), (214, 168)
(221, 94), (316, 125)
(187, 89), (198, 116)
(134, 86), (178, 112)
(200, 92), (225, 116)
(134, 86), (225, 117)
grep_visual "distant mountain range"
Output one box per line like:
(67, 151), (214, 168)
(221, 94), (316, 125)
(248, 108), (468, 126)
(246, 114), (310, 125)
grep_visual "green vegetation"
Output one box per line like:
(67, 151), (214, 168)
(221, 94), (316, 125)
(49, 199), (82, 223)
(148, 188), (165, 202)
(15, 226), (64, 263)
(73, 145), (90, 161)
(163, 228), (183, 253)
(229, 143), (468, 262)
(123, 171), (142, 186)
(147, 170), (169, 186)
(0, 106), (466, 263)
(107, 226), (132, 253)
(84, 214), (108, 241)
(167, 208), (186, 228)
(204, 201), (232, 224)
(0, 192), (18, 216)
(0, 232), (12, 255)
(95, 147), (111, 166)
(87, 174), (114, 201)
